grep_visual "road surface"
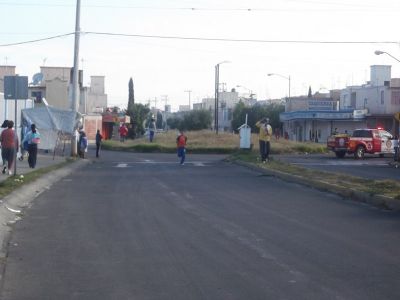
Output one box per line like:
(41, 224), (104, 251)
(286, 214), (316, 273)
(1, 151), (400, 299)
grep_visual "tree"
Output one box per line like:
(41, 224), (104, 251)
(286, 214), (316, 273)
(125, 103), (150, 138)
(167, 110), (212, 131)
(128, 78), (135, 111)
(156, 111), (163, 129)
(308, 86), (312, 98)
(231, 102), (285, 133)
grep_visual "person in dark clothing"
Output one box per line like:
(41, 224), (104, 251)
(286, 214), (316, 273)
(95, 130), (103, 158)
(22, 124), (40, 168)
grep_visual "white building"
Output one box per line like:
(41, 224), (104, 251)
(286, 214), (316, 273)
(280, 65), (400, 142)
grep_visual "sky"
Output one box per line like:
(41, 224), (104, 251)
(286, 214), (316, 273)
(1, 0), (400, 111)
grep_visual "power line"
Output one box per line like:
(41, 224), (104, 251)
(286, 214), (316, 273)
(0, 1), (397, 12)
(0, 32), (74, 47)
(0, 31), (398, 47)
(83, 31), (399, 45)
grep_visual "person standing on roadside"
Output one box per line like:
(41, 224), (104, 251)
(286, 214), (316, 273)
(95, 129), (103, 158)
(1, 120), (9, 167)
(149, 118), (156, 142)
(22, 124), (40, 168)
(0, 120), (18, 175)
(119, 123), (128, 143)
(255, 117), (273, 163)
(176, 130), (187, 165)
(78, 131), (88, 158)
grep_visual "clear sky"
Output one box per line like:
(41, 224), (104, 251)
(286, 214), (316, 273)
(1, 0), (400, 111)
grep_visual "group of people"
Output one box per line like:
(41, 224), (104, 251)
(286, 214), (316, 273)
(0, 120), (41, 175)
(78, 129), (103, 158)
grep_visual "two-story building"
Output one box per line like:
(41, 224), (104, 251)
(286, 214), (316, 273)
(280, 65), (400, 142)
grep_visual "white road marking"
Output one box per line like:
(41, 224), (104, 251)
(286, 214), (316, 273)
(114, 161), (209, 166)
(116, 163), (128, 168)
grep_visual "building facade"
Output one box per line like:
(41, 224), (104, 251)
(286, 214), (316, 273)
(280, 65), (400, 142)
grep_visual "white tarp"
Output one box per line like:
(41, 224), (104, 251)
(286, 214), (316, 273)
(21, 106), (81, 150)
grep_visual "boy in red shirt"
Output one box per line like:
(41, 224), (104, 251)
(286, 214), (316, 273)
(176, 130), (187, 165)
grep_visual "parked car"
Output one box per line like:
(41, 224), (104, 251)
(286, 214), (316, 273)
(327, 128), (395, 159)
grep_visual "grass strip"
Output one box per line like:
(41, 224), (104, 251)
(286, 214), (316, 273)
(0, 159), (72, 199)
(229, 152), (400, 200)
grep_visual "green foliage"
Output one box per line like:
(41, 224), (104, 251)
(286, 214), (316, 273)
(156, 111), (163, 129)
(125, 103), (150, 138)
(231, 102), (285, 133)
(128, 78), (134, 111)
(167, 110), (212, 131)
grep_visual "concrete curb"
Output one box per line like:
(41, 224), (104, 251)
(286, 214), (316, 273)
(233, 160), (400, 212)
(0, 159), (91, 263)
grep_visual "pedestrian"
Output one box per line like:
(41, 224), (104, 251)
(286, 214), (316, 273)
(176, 130), (187, 165)
(149, 118), (156, 142)
(255, 117), (273, 163)
(95, 129), (103, 158)
(0, 120), (18, 175)
(78, 131), (88, 158)
(119, 123), (128, 142)
(1, 120), (9, 167)
(22, 124), (40, 168)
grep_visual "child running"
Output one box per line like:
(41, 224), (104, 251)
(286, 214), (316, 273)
(176, 130), (187, 165)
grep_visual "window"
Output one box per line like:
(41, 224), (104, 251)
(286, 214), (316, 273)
(353, 130), (372, 138)
(381, 90), (384, 105)
(392, 91), (400, 105)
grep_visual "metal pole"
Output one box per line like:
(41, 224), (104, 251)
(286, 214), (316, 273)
(288, 76), (291, 99)
(215, 64), (219, 134)
(71, 0), (81, 156)
(13, 76), (18, 176)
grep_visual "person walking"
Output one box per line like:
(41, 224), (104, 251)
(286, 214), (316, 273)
(149, 118), (156, 142)
(0, 120), (18, 175)
(78, 131), (88, 158)
(176, 130), (187, 165)
(1, 120), (9, 167)
(95, 129), (103, 158)
(22, 124), (40, 168)
(255, 117), (273, 163)
(119, 124), (128, 142)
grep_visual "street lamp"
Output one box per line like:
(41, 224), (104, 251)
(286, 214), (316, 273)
(236, 85), (254, 98)
(267, 73), (291, 99)
(215, 61), (230, 134)
(374, 50), (400, 63)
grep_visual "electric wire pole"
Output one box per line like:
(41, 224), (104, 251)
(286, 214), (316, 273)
(71, 0), (81, 156)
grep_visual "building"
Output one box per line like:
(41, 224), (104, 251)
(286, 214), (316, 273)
(280, 65), (400, 143)
(86, 76), (108, 114)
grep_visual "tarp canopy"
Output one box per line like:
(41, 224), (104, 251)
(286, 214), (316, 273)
(21, 106), (81, 150)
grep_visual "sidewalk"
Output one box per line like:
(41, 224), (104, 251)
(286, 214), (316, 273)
(0, 151), (68, 183)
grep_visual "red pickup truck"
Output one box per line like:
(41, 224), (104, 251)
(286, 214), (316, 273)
(327, 128), (395, 159)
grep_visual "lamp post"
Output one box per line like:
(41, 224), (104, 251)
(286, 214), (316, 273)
(236, 85), (254, 98)
(374, 50), (400, 63)
(267, 73), (291, 99)
(215, 61), (230, 134)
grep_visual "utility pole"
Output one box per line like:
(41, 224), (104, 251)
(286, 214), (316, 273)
(71, 0), (81, 156)
(184, 90), (192, 110)
(161, 95), (169, 130)
(215, 64), (219, 134)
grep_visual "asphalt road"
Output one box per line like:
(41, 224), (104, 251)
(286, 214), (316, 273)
(276, 153), (400, 180)
(1, 151), (400, 299)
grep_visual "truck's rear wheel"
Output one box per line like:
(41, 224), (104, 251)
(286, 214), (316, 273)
(354, 146), (365, 159)
(335, 151), (346, 158)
